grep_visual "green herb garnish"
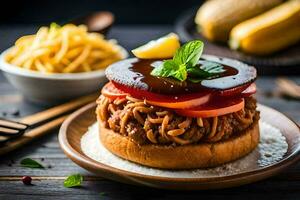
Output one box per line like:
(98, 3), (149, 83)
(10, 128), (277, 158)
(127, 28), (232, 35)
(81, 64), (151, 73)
(187, 61), (225, 83)
(64, 174), (83, 188)
(151, 60), (187, 81)
(151, 40), (225, 82)
(99, 192), (107, 196)
(20, 158), (44, 169)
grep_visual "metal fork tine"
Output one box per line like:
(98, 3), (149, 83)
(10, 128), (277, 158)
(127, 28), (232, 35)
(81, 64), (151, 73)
(0, 126), (27, 137)
(0, 118), (29, 131)
(0, 118), (29, 138)
(0, 127), (19, 134)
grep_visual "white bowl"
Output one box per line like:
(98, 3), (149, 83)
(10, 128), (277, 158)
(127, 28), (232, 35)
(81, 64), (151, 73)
(0, 47), (128, 104)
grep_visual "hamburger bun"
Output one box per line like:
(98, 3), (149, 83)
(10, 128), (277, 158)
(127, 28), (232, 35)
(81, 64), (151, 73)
(99, 121), (259, 169)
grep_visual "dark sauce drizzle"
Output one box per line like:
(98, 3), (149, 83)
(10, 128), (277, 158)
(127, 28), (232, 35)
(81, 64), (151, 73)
(129, 59), (237, 94)
(106, 56), (256, 95)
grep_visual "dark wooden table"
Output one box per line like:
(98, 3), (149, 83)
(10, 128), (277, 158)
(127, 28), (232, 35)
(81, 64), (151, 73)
(0, 25), (300, 200)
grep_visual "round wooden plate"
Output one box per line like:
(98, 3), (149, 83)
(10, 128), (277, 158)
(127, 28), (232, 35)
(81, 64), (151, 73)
(175, 7), (300, 75)
(59, 102), (300, 190)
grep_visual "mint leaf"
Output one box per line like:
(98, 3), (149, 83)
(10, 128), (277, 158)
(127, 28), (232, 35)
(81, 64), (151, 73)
(99, 192), (107, 196)
(151, 60), (176, 77)
(173, 63), (187, 81)
(187, 61), (225, 83)
(174, 40), (204, 67)
(188, 78), (202, 83)
(20, 158), (44, 169)
(200, 61), (225, 74)
(187, 67), (210, 78)
(64, 174), (83, 188)
(151, 60), (187, 81)
(187, 61), (225, 78)
(150, 40), (224, 82)
(151, 40), (203, 81)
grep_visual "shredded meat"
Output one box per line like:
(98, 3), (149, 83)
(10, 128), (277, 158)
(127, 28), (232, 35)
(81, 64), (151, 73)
(97, 96), (259, 145)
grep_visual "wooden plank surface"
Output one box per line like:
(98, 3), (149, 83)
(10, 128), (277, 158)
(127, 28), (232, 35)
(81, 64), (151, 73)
(0, 25), (300, 199)
(1, 179), (300, 200)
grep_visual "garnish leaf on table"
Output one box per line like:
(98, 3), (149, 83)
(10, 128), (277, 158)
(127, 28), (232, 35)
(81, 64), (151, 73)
(151, 40), (225, 82)
(64, 174), (83, 188)
(20, 158), (44, 169)
(99, 192), (107, 196)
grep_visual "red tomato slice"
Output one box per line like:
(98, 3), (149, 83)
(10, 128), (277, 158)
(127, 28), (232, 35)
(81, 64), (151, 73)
(101, 82), (128, 100)
(112, 81), (210, 102)
(112, 81), (211, 109)
(218, 83), (251, 97)
(146, 94), (211, 109)
(241, 83), (256, 97)
(104, 81), (250, 112)
(176, 98), (244, 118)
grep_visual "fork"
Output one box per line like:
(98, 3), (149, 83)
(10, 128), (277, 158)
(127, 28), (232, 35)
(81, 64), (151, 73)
(0, 118), (29, 144)
(0, 93), (99, 155)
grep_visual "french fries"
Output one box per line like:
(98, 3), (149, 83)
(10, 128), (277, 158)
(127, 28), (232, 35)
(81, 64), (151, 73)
(5, 23), (123, 73)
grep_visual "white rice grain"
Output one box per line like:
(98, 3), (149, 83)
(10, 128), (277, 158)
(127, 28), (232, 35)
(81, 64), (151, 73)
(81, 121), (288, 178)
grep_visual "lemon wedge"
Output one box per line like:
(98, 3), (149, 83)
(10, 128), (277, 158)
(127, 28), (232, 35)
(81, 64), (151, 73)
(131, 33), (180, 59)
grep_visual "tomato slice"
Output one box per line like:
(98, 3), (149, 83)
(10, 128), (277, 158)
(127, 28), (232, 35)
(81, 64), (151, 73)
(101, 82), (128, 100)
(103, 82), (211, 109)
(176, 98), (244, 118)
(103, 81), (249, 112)
(218, 83), (251, 97)
(112, 81), (211, 109)
(241, 83), (256, 97)
(112, 81), (210, 102)
(146, 94), (211, 109)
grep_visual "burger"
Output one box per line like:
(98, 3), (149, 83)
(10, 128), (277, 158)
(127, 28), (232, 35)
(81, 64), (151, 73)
(96, 38), (259, 169)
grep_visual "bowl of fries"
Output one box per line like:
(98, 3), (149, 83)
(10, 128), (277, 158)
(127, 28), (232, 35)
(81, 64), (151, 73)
(0, 23), (128, 103)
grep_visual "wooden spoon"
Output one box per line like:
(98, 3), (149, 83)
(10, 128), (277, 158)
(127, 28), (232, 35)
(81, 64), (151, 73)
(71, 11), (114, 35)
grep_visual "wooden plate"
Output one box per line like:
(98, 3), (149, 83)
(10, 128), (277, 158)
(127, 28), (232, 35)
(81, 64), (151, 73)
(59, 102), (300, 190)
(175, 7), (300, 75)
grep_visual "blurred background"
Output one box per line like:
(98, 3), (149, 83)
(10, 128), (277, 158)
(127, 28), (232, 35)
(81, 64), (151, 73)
(0, 0), (200, 25)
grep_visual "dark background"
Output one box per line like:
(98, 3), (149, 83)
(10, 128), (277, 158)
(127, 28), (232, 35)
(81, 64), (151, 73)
(0, 0), (202, 25)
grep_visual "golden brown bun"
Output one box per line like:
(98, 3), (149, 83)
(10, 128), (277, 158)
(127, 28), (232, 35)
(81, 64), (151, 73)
(99, 121), (259, 169)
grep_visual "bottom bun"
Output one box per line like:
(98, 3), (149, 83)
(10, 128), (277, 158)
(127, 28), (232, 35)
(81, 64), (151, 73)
(99, 121), (260, 169)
